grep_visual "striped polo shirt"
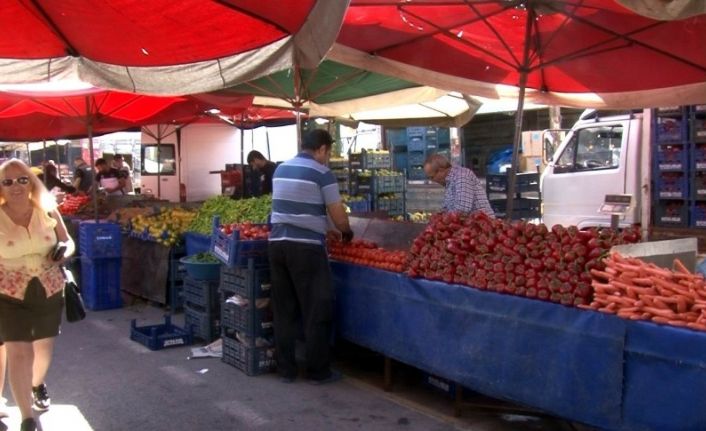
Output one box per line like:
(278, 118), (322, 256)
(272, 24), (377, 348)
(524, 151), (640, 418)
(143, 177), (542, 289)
(269, 152), (341, 245)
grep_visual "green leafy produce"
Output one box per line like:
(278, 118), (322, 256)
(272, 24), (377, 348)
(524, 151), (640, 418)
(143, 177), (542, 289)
(187, 195), (272, 234)
(184, 252), (219, 263)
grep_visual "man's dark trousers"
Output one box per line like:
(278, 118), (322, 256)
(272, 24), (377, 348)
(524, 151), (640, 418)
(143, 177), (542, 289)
(268, 240), (334, 380)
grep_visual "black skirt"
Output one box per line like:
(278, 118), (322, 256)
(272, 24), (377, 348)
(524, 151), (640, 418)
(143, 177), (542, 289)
(0, 277), (63, 341)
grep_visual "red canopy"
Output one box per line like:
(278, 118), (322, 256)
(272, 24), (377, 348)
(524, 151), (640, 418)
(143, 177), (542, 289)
(0, 89), (253, 141)
(0, 1), (349, 95)
(335, 0), (706, 108)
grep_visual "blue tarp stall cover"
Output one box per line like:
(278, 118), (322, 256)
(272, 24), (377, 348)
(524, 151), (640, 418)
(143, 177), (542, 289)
(332, 262), (625, 429)
(622, 321), (706, 431)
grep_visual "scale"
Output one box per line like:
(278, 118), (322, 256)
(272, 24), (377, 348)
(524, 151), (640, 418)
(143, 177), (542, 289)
(598, 194), (633, 230)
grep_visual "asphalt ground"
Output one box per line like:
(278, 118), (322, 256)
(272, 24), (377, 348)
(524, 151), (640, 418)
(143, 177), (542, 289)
(0, 303), (592, 431)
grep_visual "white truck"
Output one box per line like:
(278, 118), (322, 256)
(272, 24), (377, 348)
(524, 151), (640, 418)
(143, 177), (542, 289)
(540, 109), (652, 230)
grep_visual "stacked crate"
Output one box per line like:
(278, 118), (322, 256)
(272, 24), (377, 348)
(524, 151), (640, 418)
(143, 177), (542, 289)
(486, 173), (541, 220)
(211, 217), (275, 376)
(167, 246), (187, 311)
(387, 126), (451, 180)
(349, 149), (405, 217)
(652, 106), (691, 227)
(691, 105), (706, 228)
(78, 220), (123, 310)
(183, 275), (220, 342)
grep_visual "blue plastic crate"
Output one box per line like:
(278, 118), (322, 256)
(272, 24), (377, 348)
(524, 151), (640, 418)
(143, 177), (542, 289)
(220, 297), (273, 337)
(654, 201), (688, 227)
(79, 221), (122, 258)
(184, 232), (211, 256)
(691, 144), (706, 171)
(691, 202), (706, 228)
(220, 259), (271, 299)
(183, 276), (220, 311)
(654, 115), (687, 143)
(130, 315), (193, 351)
(184, 303), (220, 342)
(168, 249), (186, 311)
(346, 198), (370, 213)
(408, 137), (426, 152)
(655, 144), (688, 171)
(692, 172), (706, 201)
(221, 335), (276, 376)
(373, 175), (405, 193)
(691, 105), (706, 142)
(210, 218), (269, 267)
(80, 257), (122, 310)
(408, 151), (426, 167)
(655, 172), (688, 199)
(363, 151), (391, 169)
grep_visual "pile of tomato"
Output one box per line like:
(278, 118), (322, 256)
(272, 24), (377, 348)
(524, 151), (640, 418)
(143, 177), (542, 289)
(58, 194), (90, 215)
(406, 212), (641, 307)
(219, 222), (269, 240)
(328, 239), (408, 273)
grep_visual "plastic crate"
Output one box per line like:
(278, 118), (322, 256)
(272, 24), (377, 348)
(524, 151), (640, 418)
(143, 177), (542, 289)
(691, 144), (706, 171)
(183, 277), (220, 311)
(363, 151), (391, 169)
(221, 298), (273, 337)
(348, 153), (363, 169)
(80, 257), (122, 310)
(221, 335), (276, 376)
(691, 202), (706, 228)
(408, 166), (427, 180)
(486, 173), (540, 194)
(654, 172), (688, 199)
(406, 126), (426, 138)
(168, 248), (187, 311)
(220, 259), (271, 299)
(184, 303), (220, 342)
(654, 115), (686, 143)
(654, 201), (689, 227)
(79, 221), (122, 258)
(408, 137), (426, 152)
(490, 198), (541, 220)
(210, 218), (269, 267)
(130, 315), (193, 351)
(654, 144), (688, 171)
(408, 151), (426, 167)
(374, 197), (404, 215)
(345, 199), (370, 213)
(328, 158), (348, 170)
(373, 175), (405, 193)
(184, 232), (212, 256)
(691, 106), (706, 143)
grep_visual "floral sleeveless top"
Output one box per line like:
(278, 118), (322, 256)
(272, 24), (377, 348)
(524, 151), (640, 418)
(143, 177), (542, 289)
(0, 207), (64, 300)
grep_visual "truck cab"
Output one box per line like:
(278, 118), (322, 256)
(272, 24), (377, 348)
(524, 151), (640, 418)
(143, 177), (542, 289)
(541, 110), (644, 229)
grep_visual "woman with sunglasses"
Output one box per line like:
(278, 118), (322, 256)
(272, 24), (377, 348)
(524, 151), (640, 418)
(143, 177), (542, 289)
(0, 159), (75, 431)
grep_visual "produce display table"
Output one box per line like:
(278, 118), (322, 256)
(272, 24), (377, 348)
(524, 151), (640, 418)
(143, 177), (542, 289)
(331, 262), (706, 431)
(121, 235), (173, 304)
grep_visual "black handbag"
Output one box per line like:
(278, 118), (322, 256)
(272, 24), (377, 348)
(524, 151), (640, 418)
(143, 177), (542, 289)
(63, 267), (86, 323)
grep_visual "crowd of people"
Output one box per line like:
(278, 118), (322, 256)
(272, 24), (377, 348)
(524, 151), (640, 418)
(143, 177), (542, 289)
(34, 154), (135, 199)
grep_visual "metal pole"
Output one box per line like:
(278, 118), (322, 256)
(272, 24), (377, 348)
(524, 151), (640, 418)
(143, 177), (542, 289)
(240, 114), (246, 197)
(505, 7), (534, 221)
(87, 123), (99, 222)
(156, 125), (162, 199)
(265, 128), (272, 160)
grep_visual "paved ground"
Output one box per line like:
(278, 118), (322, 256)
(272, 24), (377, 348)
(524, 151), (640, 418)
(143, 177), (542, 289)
(0, 303), (590, 431)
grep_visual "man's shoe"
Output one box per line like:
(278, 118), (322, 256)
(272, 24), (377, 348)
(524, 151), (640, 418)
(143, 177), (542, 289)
(309, 369), (343, 386)
(20, 418), (37, 431)
(32, 383), (50, 411)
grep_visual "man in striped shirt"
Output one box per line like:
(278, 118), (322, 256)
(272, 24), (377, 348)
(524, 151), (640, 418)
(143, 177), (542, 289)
(269, 129), (353, 384)
(423, 153), (495, 217)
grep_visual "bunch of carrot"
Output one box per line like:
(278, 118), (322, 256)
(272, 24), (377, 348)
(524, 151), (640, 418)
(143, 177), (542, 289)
(581, 252), (706, 332)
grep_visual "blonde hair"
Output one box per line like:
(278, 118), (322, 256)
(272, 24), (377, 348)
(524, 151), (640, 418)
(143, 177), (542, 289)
(0, 158), (57, 211)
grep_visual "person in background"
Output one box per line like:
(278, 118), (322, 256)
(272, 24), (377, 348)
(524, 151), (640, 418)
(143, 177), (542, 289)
(39, 162), (76, 194)
(423, 153), (495, 217)
(246, 150), (277, 195)
(94, 158), (126, 196)
(71, 157), (94, 195)
(0, 159), (75, 431)
(268, 129), (353, 385)
(112, 154), (134, 194)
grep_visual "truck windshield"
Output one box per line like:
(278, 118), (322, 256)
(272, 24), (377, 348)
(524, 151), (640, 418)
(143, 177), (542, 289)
(554, 126), (623, 173)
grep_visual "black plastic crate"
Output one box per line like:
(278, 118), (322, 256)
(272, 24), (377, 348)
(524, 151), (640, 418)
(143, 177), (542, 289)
(692, 171), (706, 201)
(220, 297), (273, 337)
(490, 197), (541, 220)
(654, 201), (688, 227)
(486, 173), (540, 194)
(221, 335), (276, 376)
(183, 277), (220, 311)
(220, 259), (271, 299)
(184, 303), (220, 342)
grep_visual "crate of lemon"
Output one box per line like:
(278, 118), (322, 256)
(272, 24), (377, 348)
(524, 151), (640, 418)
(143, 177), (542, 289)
(128, 208), (197, 247)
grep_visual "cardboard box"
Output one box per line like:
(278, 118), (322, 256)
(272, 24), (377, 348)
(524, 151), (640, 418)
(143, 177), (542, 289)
(520, 155), (543, 173)
(522, 131), (543, 156)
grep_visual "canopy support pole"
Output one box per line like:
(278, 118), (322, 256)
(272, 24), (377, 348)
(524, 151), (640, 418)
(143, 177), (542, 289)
(265, 128), (271, 160)
(506, 7), (534, 221)
(156, 125), (162, 199)
(87, 123), (99, 222)
(241, 113), (246, 197)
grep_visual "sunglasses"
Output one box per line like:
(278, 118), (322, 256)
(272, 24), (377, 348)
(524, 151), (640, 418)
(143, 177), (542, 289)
(1, 176), (30, 187)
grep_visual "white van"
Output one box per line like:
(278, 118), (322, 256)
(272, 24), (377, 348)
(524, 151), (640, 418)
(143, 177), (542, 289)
(541, 109), (648, 229)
